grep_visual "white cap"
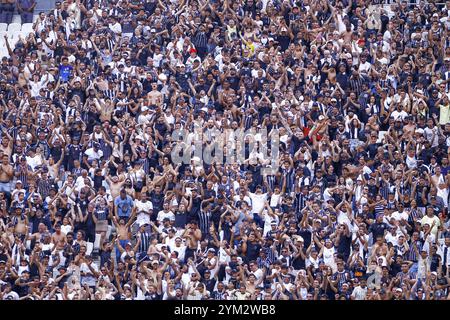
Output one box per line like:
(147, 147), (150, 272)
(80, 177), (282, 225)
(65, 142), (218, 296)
(158, 73), (167, 81)
(141, 106), (148, 112)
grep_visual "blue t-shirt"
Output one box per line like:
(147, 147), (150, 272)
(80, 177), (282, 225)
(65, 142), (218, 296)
(59, 64), (73, 82)
(114, 196), (134, 218)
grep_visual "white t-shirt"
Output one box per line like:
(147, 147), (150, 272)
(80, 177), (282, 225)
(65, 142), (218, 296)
(248, 192), (267, 214)
(391, 210), (408, 222)
(84, 148), (103, 161)
(170, 244), (186, 262)
(25, 155), (43, 171)
(2, 291), (19, 300)
(135, 200), (153, 213)
(61, 224), (72, 235)
(351, 286), (367, 300)
(79, 262), (99, 287)
(269, 193), (282, 207)
(391, 110), (408, 121)
(157, 210), (175, 222)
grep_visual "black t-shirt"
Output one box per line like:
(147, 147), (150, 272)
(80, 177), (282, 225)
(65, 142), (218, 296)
(367, 143), (381, 159)
(298, 228), (312, 249)
(14, 279), (30, 297)
(150, 191), (164, 217)
(369, 222), (389, 239)
(93, 175), (104, 190)
(188, 197), (202, 221)
(202, 278), (217, 292)
(245, 241), (261, 262)
(29, 215), (52, 234)
(145, 292), (161, 300)
(337, 234), (352, 257)
(292, 253), (306, 270)
(174, 211), (188, 229)
(276, 35), (291, 51)
(49, 146), (63, 162)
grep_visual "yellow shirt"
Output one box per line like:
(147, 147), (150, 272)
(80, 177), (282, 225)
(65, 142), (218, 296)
(245, 41), (255, 57)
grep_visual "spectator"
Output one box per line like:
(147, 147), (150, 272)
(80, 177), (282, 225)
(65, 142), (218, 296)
(16, 0), (36, 24)
(0, 0), (450, 301)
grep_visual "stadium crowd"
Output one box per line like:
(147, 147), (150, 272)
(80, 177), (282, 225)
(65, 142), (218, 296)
(1, 0), (450, 300)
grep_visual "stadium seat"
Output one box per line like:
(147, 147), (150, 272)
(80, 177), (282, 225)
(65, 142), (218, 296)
(7, 23), (21, 32)
(6, 30), (17, 39)
(21, 23), (34, 33)
(86, 242), (94, 255)
(106, 225), (112, 240)
(18, 31), (32, 40)
(7, 37), (18, 48)
(11, 15), (21, 24)
(94, 234), (101, 250)
(0, 48), (10, 59)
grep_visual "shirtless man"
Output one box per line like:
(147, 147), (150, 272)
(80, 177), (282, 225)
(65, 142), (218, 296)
(105, 170), (126, 199)
(182, 221), (202, 261)
(0, 129), (13, 157)
(28, 222), (48, 244)
(112, 214), (134, 241)
(0, 154), (14, 194)
(44, 150), (65, 182)
(12, 206), (28, 238)
(147, 82), (163, 106)
(52, 223), (67, 245)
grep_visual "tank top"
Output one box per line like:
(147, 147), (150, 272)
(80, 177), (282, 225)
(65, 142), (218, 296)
(323, 246), (335, 266)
